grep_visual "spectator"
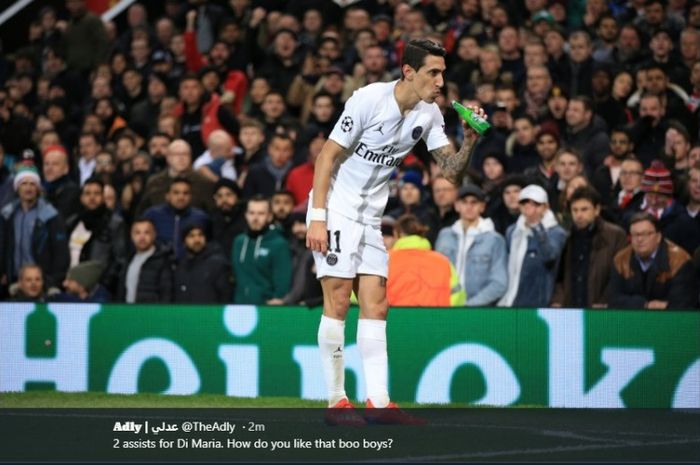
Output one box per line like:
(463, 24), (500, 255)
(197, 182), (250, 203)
(430, 174), (459, 230)
(628, 92), (670, 168)
(563, 96), (610, 177)
(1, 163), (69, 290)
(592, 127), (635, 207)
(286, 135), (322, 207)
(507, 115), (540, 173)
(235, 119), (266, 185)
(551, 186), (628, 308)
(76, 132), (102, 186)
(195, 129), (236, 182)
(553, 148), (585, 210)
(52, 260), (111, 303)
(436, 185), (507, 306)
(564, 31), (595, 97)
(632, 160), (700, 254)
(521, 64), (552, 121)
(388, 214), (465, 307)
(146, 132), (172, 173)
(143, 176), (209, 259)
(138, 139), (214, 215)
(279, 212), (322, 306)
(609, 213), (696, 309)
(65, 178), (127, 294)
(118, 218), (174, 303)
(271, 190), (295, 235)
(498, 184), (567, 307)
(386, 170), (440, 244)
(210, 178), (245, 258)
(62, 0), (109, 74)
(130, 73), (169, 135)
(173, 221), (232, 303)
(42, 144), (80, 220)
(232, 195), (291, 305)
(525, 128), (561, 204)
(486, 175), (526, 235)
(9, 264), (46, 302)
(243, 133), (295, 199)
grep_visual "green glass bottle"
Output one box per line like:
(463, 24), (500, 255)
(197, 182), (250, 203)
(451, 100), (491, 135)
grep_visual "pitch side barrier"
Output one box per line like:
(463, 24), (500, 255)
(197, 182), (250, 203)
(1, 303), (698, 408)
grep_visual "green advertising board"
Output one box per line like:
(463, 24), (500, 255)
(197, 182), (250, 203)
(1, 303), (698, 408)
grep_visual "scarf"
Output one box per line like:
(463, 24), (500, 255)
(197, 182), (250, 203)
(451, 217), (496, 291)
(264, 157), (292, 191)
(80, 204), (109, 232)
(498, 209), (558, 306)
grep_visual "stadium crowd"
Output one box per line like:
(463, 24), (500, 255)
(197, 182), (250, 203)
(0, 0), (699, 309)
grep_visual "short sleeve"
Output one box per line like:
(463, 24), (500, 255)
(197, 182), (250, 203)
(423, 105), (450, 151)
(329, 89), (367, 149)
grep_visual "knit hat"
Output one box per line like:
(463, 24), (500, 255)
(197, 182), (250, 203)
(13, 162), (41, 191)
(214, 177), (242, 198)
(399, 171), (423, 191)
(642, 160), (674, 195)
(181, 220), (207, 240)
(66, 260), (104, 291)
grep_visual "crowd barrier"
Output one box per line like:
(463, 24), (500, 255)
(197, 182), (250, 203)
(1, 303), (698, 408)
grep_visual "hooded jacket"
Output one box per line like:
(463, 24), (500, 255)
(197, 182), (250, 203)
(435, 218), (508, 307)
(232, 225), (291, 304)
(1, 198), (69, 288)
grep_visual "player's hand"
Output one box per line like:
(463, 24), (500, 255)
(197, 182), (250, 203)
(306, 221), (328, 255)
(460, 105), (487, 144)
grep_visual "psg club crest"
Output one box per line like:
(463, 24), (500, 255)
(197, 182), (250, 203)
(326, 253), (338, 266)
(341, 116), (353, 133)
(412, 126), (423, 140)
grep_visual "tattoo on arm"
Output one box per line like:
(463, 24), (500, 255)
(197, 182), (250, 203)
(430, 141), (474, 185)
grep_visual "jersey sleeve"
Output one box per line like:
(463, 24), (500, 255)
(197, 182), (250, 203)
(329, 89), (368, 149)
(423, 105), (450, 151)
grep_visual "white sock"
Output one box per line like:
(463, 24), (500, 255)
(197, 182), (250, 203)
(318, 315), (347, 407)
(357, 318), (389, 408)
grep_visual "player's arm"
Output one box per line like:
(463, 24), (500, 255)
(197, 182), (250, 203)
(306, 139), (346, 255)
(429, 105), (486, 185)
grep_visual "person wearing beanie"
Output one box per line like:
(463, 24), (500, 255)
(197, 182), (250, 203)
(621, 160), (700, 254)
(51, 260), (111, 303)
(1, 162), (69, 292)
(386, 169), (440, 244)
(173, 222), (232, 304)
(210, 177), (246, 257)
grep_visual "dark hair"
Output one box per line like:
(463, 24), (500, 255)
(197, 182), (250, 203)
(132, 217), (156, 230)
(569, 95), (593, 112)
(395, 214), (429, 237)
(401, 39), (446, 78)
(629, 212), (660, 232)
(569, 185), (602, 208)
(168, 176), (192, 190)
(246, 194), (271, 211)
(149, 132), (173, 142)
(82, 177), (105, 190)
(610, 126), (631, 139)
(272, 190), (294, 200)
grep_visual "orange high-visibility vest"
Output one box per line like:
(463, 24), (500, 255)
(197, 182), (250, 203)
(387, 248), (452, 307)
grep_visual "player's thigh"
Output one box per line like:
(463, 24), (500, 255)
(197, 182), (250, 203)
(355, 224), (388, 279)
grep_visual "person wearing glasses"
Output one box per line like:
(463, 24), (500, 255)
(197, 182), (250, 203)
(609, 212), (696, 309)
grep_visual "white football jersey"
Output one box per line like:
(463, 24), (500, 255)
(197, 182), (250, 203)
(313, 80), (449, 225)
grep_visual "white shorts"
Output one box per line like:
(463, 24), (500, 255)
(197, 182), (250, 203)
(307, 209), (388, 279)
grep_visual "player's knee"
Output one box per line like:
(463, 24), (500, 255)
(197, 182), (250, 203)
(327, 290), (351, 316)
(362, 298), (388, 319)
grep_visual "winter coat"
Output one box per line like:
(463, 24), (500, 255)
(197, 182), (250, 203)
(142, 203), (210, 259)
(551, 218), (628, 307)
(117, 244), (175, 303)
(435, 218), (508, 306)
(232, 226), (291, 305)
(173, 243), (233, 304)
(1, 199), (69, 288)
(609, 240), (697, 309)
(65, 209), (127, 294)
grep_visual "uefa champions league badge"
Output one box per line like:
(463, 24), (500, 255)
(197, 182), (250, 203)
(341, 117), (353, 133)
